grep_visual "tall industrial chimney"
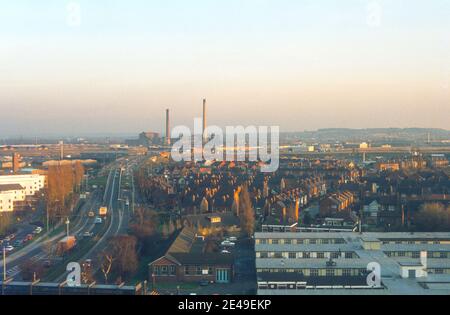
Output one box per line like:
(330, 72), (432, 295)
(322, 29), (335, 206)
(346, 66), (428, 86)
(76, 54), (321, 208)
(166, 109), (171, 145)
(59, 141), (64, 160)
(202, 98), (207, 143)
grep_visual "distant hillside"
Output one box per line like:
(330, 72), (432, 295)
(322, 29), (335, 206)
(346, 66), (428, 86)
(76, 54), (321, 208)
(282, 128), (450, 143)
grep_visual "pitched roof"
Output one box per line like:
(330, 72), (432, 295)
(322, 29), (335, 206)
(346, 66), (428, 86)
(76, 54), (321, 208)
(166, 226), (196, 254)
(0, 184), (24, 192)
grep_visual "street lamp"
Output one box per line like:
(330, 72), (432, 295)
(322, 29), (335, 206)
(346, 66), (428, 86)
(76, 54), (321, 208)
(65, 218), (70, 237)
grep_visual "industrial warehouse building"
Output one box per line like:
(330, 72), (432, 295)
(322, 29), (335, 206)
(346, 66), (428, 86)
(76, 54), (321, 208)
(255, 230), (450, 295)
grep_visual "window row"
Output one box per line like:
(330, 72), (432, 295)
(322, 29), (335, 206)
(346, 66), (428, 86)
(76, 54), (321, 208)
(256, 251), (357, 259)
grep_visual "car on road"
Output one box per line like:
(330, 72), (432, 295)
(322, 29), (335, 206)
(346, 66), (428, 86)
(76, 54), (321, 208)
(94, 217), (102, 224)
(83, 259), (92, 268)
(83, 231), (94, 237)
(8, 234), (16, 240)
(3, 236), (11, 242)
(228, 237), (237, 242)
(23, 234), (33, 242)
(5, 245), (14, 252)
(88, 211), (95, 217)
(221, 240), (235, 247)
(14, 240), (23, 247)
(221, 249), (231, 254)
(33, 227), (42, 234)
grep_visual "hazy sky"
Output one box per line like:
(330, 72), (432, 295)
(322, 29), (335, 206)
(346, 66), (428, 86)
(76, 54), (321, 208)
(1, 0), (449, 137)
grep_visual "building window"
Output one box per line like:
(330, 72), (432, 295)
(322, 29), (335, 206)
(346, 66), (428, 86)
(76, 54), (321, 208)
(153, 266), (160, 275)
(303, 252), (310, 259)
(288, 252), (296, 259)
(412, 252), (420, 258)
(260, 252), (268, 258)
(309, 239), (317, 244)
(196, 267), (202, 275)
(185, 267), (190, 275)
(272, 239), (279, 245)
(161, 265), (168, 275)
(310, 269), (319, 277)
(343, 269), (351, 276)
(169, 265), (176, 275)
(317, 252), (325, 259)
(274, 252), (283, 259)
(285, 239), (292, 245)
(297, 239), (304, 244)
(326, 269), (335, 277)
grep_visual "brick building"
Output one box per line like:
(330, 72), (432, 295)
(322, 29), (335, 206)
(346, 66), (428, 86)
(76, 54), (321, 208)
(149, 227), (234, 284)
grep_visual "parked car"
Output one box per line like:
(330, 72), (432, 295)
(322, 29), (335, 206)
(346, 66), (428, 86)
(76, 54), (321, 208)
(221, 249), (231, 254)
(199, 280), (209, 287)
(34, 227), (43, 234)
(14, 240), (23, 247)
(8, 234), (16, 240)
(94, 217), (102, 224)
(5, 245), (14, 252)
(3, 236), (11, 243)
(88, 211), (95, 217)
(228, 237), (237, 242)
(24, 234), (33, 242)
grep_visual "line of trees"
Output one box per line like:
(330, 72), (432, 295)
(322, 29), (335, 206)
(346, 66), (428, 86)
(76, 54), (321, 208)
(46, 162), (84, 221)
(414, 203), (450, 232)
(239, 185), (255, 237)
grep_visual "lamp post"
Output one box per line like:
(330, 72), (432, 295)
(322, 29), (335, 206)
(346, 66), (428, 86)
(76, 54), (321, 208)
(65, 217), (70, 237)
(2, 246), (6, 281)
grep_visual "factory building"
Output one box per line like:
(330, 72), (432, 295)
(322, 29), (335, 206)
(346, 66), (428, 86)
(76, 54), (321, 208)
(255, 230), (450, 295)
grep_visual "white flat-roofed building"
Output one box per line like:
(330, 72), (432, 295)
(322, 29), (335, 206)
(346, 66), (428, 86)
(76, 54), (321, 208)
(0, 183), (26, 212)
(255, 231), (450, 295)
(0, 174), (45, 196)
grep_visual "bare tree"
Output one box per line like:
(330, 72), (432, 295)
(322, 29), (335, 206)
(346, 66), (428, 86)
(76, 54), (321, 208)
(100, 251), (114, 284)
(239, 185), (255, 237)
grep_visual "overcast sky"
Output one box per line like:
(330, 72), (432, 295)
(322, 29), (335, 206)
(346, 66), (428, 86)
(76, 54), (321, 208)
(0, 0), (449, 137)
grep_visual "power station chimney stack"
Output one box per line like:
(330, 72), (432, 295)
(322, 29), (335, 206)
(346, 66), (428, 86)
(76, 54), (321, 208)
(166, 109), (171, 146)
(202, 98), (207, 143)
(59, 141), (64, 160)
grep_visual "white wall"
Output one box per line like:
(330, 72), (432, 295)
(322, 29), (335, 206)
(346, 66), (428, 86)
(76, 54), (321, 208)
(0, 188), (26, 212)
(0, 174), (45, 196)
